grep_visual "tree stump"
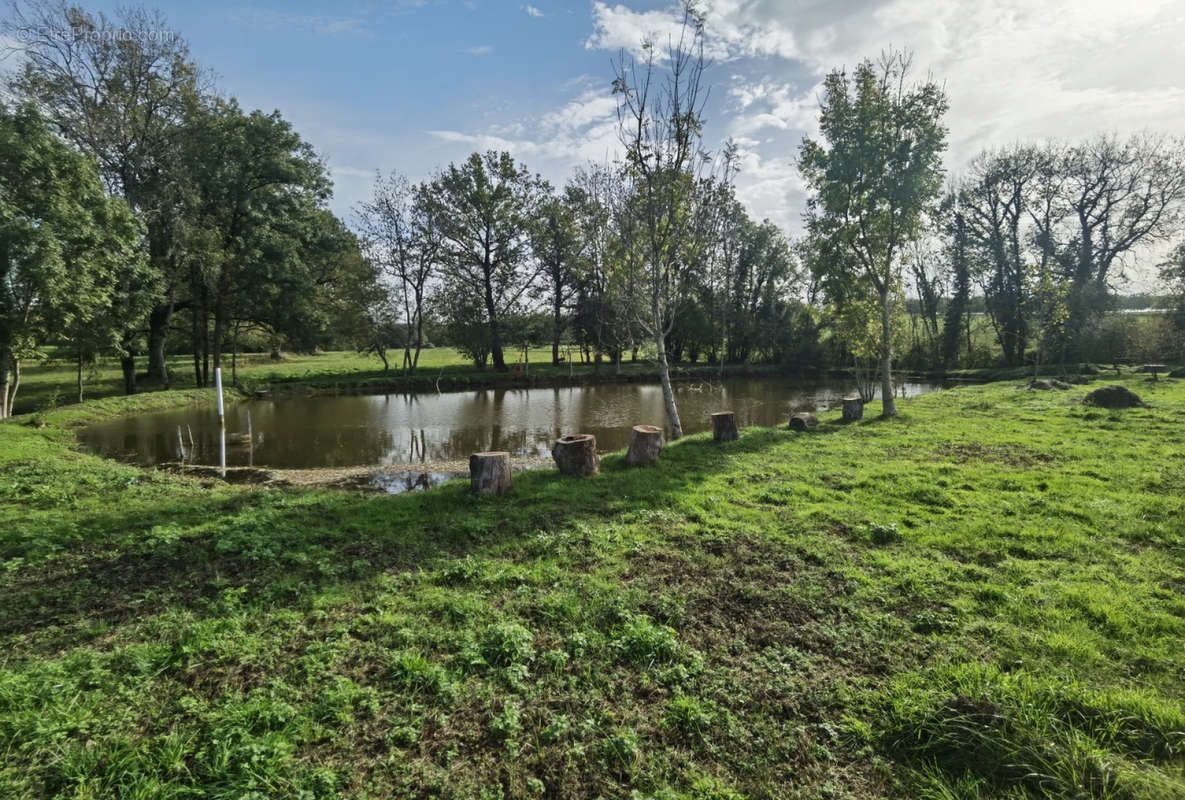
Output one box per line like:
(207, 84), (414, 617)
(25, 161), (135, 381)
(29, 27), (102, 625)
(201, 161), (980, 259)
(712, 411), (738, 442)
(625, 425), (662, 466)
(789, 412), (819, 431)
(552, 434), (599, 476)
(469, 451), (513, 495)
(841, 395), (864, 422)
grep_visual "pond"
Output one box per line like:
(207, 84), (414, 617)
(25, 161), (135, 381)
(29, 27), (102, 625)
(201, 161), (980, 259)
(79, 377), (943, 470)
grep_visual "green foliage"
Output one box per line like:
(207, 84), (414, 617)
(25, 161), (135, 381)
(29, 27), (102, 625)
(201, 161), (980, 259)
(0, 102), (144, 417)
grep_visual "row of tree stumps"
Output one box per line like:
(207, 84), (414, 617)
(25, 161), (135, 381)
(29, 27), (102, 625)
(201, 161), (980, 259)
(469, 395), (866, 495)
(469, 424), (663, 495)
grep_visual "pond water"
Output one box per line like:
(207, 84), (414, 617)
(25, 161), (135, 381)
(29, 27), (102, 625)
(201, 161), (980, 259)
(79, 377), (943, 470)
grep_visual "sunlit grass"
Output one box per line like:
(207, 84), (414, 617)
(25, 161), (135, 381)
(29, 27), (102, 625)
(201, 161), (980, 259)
(1, 376), (1183, 797)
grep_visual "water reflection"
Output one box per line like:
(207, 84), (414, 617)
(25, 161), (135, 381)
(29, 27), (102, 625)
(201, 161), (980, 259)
(81, 377), (942, 470)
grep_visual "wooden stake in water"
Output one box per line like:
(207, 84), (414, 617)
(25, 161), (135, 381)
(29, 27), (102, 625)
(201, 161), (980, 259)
(246, 409), (254, 467)
(177, 425), (185, 462)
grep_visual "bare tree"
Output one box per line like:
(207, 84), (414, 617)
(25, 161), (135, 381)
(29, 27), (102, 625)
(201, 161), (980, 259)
(1052, 134), (1185, 351)
(611, 4), (712, 439)
(356, 173), (440, 374)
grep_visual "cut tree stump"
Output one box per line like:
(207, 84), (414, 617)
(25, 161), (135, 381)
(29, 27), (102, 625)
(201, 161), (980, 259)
(552, 434), (599, 476)
(712, 411), (739, 442)
(841, 395), (864, 422)
(789, 412), (819, 431)
(625, 425), (663, 466)
(469, 451), (513, 495)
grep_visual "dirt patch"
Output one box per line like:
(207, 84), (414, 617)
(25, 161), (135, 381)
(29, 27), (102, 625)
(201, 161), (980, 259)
(936, 442), (1057, 467)
(163, 456), (553, 493)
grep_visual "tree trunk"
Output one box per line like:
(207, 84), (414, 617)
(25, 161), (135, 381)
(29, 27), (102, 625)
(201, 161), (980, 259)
(120, 355), (136, 395)
(77, 350), (84, 404)
(656, 332), (683, 439)
(231, 325), (239, 385)
(789, 412), (818, 431)
(711, 411), (738, 442)
(551, 434), (599, 476)
(0, 347), (13, 419)
(842, 396), (864, 422)
(146, 303), (172, 386)
(625, 425), (662, 466)
(412, 305), (424, 373)
(879, 290), (897, 417)
(470, 451), (513, 495)
(552, 294), (563, 366)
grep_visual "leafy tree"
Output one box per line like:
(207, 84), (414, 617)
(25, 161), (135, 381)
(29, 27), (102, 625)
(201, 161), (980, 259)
(180, 100), (332, 384)
(425, 151), (547, 372)
(799, 51), (948, 416)
(1161, 243), (1185, 334)
(6, 1), (205, 390)
(941, 203), (972, 368)
(530, 189), (587, 366)
(727, 216), (797, 363)
(956, 146), (1043, 365)
(0, 103), (142, 418)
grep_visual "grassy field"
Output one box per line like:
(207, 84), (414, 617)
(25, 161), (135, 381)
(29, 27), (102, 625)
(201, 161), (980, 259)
(1, 378), (1184, 798)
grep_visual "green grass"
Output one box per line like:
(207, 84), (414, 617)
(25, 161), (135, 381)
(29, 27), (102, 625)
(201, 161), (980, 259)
(1, 377), (1184, 798)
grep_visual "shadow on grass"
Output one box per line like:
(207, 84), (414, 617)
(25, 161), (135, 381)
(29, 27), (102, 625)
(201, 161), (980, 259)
(1, 425), (809, 654)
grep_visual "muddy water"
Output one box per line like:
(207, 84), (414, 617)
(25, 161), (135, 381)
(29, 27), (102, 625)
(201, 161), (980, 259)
(80, 377), (942, 470)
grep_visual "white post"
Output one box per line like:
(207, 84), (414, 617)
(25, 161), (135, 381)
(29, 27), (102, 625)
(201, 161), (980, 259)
(246, 409), (254, 467)
(214, 367), (225, 425)
(218, 426), (226, 478)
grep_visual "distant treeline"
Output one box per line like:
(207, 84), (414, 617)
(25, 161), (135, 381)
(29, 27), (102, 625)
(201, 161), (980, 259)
(3, 1), (1184, 424)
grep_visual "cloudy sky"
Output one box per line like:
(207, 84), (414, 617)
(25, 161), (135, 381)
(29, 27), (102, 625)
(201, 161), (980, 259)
(6, 0), (1184, 272)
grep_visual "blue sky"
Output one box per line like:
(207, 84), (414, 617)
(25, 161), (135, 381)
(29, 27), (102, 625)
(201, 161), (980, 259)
(6, 0), (1184, 283)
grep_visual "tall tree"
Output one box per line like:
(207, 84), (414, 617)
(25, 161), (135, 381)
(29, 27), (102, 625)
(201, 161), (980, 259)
(530, 189), (586, 366)
(426, 151), (547, 372)
(356, 173), (441, 374)
(957, 146), (1043, 365)
(941, 202), (972, 368)
(6, 1), (205, 390)
(611, 3), (711, 438)
(0, 103), (141, 418)
(181, 100), (331, 382)
(1049, 134), (1185, 355)
(798, 51), (948, 416)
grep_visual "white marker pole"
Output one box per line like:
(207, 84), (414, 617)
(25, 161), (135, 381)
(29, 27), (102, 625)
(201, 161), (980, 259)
(214, 367), (225, 426)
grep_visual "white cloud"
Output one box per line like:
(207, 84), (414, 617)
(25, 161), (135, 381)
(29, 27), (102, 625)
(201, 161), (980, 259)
(465, 44), (494, 55)
(230, 10), (373, 38)
(581, 0), (1185, 260)
(523, 5), (544, 18)
(427, 90), (623, 185)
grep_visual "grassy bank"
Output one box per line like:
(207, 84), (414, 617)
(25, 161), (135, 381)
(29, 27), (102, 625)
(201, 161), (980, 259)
(2, 378), (1183, 798)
